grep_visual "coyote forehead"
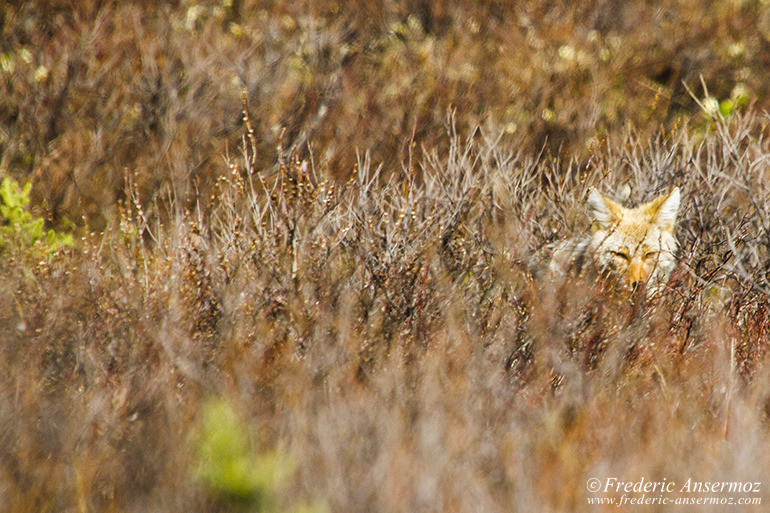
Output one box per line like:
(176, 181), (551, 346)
(535, 187), (681, 292)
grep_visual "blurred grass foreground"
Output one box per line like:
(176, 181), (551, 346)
(2, 1), (770, 512)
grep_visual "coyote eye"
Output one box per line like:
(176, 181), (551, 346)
(609, 250), (630, 261)
(643, 251), (659, 261)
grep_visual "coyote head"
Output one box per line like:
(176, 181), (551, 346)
(587, 187), (681, 291)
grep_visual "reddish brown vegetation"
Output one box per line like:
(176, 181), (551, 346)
(2, 1), (770, 512)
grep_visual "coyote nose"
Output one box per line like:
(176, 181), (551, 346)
(628, 260), (645, 289)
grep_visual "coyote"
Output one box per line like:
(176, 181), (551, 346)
(530, 187), (681, 292)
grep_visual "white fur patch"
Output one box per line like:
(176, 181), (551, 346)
(655, 187), (680, 226)
(587, 189), (615, 228)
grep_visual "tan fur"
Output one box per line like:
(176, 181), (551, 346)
(531, 187), (681, 293)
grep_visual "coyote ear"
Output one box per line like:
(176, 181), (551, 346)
(645, 187), (681, 229)
(587, 188), (621, 229)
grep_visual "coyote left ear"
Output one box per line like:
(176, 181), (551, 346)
(587, 188), (623, 230)
(646, 187), (681, 229)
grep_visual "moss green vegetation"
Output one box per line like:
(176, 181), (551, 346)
(0, 177), (72, 255)
(195, 398), (325, 513)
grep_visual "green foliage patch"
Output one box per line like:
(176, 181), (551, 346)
(194, 397), (326, 513)
(0, 177), (72, 255)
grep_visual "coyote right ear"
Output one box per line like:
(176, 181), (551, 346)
(587, 188), (622, 230)
(643, 187), (680, 230)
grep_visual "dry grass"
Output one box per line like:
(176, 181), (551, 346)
(2, 0), (769, 226)
(2, 1), (770, 512)
(3, 111), (770, 512)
